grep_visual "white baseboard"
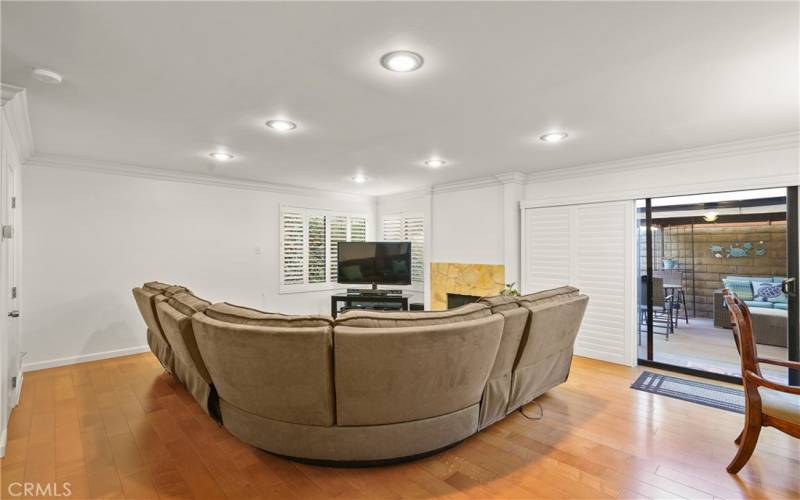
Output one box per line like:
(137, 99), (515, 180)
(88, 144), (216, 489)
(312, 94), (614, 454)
(11, 371), (22, 408)
(22, 345), (150, 372)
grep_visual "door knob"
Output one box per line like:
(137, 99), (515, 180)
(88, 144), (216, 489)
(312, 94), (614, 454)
(8, 310), (19, 318)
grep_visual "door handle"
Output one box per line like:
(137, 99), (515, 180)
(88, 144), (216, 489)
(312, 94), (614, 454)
(782, 277), (796, 297)
(8, 310), (19, 318)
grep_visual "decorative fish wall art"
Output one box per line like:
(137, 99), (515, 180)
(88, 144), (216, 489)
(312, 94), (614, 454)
(710, 241), (767, 258)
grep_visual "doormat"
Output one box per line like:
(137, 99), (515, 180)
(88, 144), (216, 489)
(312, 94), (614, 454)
(631, 371), (744, 414)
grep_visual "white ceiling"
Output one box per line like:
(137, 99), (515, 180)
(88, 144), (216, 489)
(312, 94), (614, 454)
(2, 1), (798, 195)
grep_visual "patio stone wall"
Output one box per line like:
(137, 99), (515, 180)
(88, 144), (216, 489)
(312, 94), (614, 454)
(639, 221), (787, 318)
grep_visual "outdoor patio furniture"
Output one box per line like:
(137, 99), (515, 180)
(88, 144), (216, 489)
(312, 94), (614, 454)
(639, 276), (674, 342)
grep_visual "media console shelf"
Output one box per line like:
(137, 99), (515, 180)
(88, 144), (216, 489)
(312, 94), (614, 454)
(330, 292), (410, 318)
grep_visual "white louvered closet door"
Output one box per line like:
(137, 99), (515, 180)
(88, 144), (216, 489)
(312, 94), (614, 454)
(523, 201), (635, 366)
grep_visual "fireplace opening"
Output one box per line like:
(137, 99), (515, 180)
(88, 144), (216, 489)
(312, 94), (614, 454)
(447, 293), (481, 309)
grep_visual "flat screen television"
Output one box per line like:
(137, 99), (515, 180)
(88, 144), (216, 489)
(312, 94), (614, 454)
(337, 241), (411, 286)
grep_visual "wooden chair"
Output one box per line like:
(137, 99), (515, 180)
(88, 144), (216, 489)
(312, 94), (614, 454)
(723, 289), (800, 474)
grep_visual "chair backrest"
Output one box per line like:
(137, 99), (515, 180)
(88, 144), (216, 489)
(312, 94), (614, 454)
(639, 276), (665, 304)
(660, 270), (682, 287)
(723, 289), (762, 379)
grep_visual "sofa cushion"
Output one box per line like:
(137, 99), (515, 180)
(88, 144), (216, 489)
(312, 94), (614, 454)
(752, 281), (787, 304)
(168, 292), (211, 317)
(335, 302), (490, 328)
(723, 279), (754, 301)
(142, 281), (192, 297)
(517, 286), (579, 305)
(775, 303), (788, 310)
(744, 300), (773, 309)
(478, 295), (520, 313)
(205, 302), (334, 327)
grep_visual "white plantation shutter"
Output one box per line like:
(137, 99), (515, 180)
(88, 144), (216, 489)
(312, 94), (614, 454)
(524, 206), (571, 291)
(382, 216), (402, 241)
(329, 215), (348, 282)
(404, 216), (425, 286)
(523, 201), (634, 366)
(350, 216), (367, 242)
(382, 214), (425, 287)
(280, 207), (369, 290)
(281, 210), (305, 285)
(307, 215), (327, 283)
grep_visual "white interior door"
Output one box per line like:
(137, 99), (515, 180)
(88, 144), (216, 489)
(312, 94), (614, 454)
(522, 200), (636, 366)
(1, 148), (20, 430)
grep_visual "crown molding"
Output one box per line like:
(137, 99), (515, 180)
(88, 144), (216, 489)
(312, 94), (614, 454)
(377, 186), (433, 203)
(494, 171), (527, 185)
(26, 153), (375, 202)
(529, 132), (799, 183)
(1, 84), (35, 161)
(432, 175), (502, 194)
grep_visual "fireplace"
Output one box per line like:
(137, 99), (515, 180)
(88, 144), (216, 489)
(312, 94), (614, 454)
(447, 293), (481, 309)
(430, 262), (505, 310)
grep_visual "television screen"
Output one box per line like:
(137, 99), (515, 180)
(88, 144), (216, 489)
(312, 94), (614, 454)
(337, 242), (412, 285)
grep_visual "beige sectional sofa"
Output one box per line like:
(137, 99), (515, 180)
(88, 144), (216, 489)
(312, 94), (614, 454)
(132, 282), (588, 464)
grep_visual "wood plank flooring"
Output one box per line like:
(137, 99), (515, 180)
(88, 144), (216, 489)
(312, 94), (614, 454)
(1, 353), (798, 499)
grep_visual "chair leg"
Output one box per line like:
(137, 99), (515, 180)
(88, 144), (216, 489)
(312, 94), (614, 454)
(734, 429), (743, 444)
(727, 422), (762, 473)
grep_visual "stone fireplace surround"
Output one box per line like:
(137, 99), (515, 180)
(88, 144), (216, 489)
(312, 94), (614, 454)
(430, 262), (505, 310)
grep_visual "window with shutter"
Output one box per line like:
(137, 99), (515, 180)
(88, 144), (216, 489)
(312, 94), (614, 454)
(280, 207), (370, 292)
(382, 214), (425, 289)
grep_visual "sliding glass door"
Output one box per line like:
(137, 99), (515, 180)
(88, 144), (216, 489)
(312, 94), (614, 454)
(637, 187), (799, 385)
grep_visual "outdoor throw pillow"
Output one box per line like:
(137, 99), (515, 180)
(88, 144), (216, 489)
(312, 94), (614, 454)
(722, 279), (754, 301)
(752, 281), (787, 303)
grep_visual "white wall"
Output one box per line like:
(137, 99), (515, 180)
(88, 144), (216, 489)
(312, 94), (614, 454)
(432, 185), (505, 265)
(21, 164), (375, 371)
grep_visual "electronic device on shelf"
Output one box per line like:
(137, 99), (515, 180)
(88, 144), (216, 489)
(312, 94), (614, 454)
(337, 241), (412, 291)
(346, 288), (403, 296)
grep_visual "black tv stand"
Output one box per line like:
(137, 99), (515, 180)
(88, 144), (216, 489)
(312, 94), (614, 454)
(331, 291), (410, 318)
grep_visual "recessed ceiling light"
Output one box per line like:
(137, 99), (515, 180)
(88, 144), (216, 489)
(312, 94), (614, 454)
(540, 131), (569, 143)
(209, 152), (234, 161)
(32, 68), (63, 84)
(380, 51), (424, 72)
(352, 174), (369, 183)
(266, 119), (297, 131)
(424, 159), (446, 168)
(703, 211), (719, 222)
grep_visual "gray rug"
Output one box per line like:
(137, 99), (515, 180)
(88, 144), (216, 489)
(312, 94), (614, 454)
(630, 371), (744, 414)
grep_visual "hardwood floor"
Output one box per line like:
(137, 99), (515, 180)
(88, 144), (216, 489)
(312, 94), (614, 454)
(2, 353), (798, 499)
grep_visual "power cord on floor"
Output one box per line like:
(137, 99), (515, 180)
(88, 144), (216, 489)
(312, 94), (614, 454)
(519, 401), (544, 420)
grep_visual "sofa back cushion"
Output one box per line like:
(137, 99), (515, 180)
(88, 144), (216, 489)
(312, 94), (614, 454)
(143, 281), (191, 297)
(156, 293), (213, 384)
(192, 313), (335, 426)
(204, 302), (334, 327)
(722, 279), (754, 301)
(168, 292), (211, 316)
(517, 286), (579, 305)
(132, 287), (165, 337)
(335, 302), (490, 328)
(333, 314), (504, 426)
(508, 295), (589, 411)
(478, 295), (520, 313)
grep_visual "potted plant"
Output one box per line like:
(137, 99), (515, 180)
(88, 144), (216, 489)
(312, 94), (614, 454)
(662, 257), (677, 270)
(501, 282), (520, 296)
